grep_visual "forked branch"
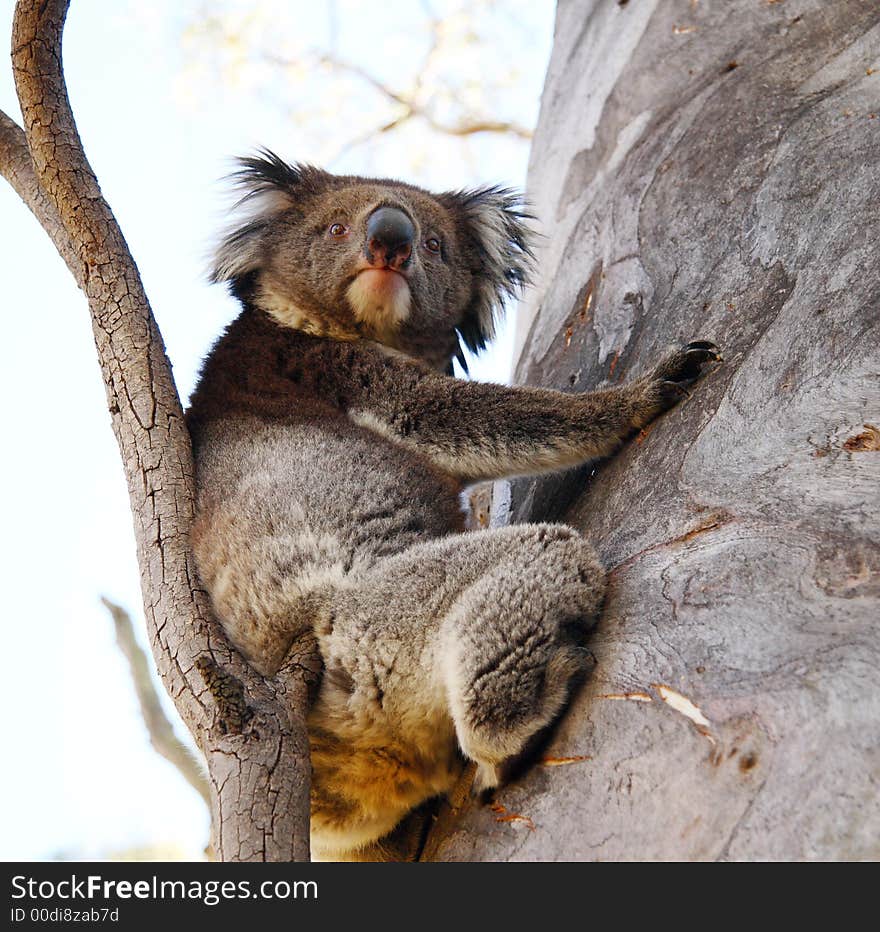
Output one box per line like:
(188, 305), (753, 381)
(2, 0), (314, 861)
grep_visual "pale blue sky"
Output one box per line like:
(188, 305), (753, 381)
(0, 0), (553, 859)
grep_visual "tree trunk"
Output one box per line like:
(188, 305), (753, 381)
(425, 0), (880, 861)
(2, 0), (316, 861)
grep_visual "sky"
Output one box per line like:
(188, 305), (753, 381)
(0, 1), (554, 859)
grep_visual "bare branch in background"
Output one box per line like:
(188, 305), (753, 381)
(101, 597), (211, 809)
(264, 45), (532, 164)
(182, 0), (536, 168)
(313, 53), (533, 140)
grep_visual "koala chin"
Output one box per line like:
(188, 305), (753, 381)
(346, 267), (412, 340)
(187, 149), (720, 860)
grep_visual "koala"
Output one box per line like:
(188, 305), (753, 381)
(186, 150), (719, 860)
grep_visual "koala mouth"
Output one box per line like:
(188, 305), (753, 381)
(357, 266), (408, 285)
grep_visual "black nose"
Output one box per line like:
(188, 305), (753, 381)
(365, 206), (415, 269)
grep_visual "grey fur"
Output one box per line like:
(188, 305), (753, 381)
(188, 152), (719, 859)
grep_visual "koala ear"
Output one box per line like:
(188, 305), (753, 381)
(210, 149), (326, 288)
(445, 185), (535, 356)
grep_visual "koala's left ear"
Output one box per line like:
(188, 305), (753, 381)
(210, 149), (329, 291)
(443, 186), (535, 357)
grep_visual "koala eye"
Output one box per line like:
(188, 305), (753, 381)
(424, 236), (442, 255)
(328, 223), (349, 237)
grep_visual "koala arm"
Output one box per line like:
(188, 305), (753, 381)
(343, 340), (719, 482)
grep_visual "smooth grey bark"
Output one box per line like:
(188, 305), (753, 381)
(426, 0), (880, 861)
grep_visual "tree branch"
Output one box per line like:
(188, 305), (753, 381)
(101, 597), (212, 809)
(0, 110), (82, 283)
(4, 0), (316, 861)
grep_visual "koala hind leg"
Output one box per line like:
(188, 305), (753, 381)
(437, 524), (604, 790)
(308, 523), (604, 857)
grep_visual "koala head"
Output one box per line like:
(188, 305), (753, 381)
(210, 150), (534, 370)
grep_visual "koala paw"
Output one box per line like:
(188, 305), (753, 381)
(653, 340), (721, 385)
(637, 340), (721, 421)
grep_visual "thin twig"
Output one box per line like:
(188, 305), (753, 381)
(102, 597), (212, 808)
(270, 51), (534, 145)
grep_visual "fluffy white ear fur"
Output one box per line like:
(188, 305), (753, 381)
(211, 192), (290, 284)
(449, 186), (535, 356)
(209, 150), (314, 285)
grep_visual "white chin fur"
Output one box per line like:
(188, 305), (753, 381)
(346, 271), (411, 340)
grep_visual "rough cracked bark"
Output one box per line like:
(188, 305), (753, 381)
(1, 0), (316, 861)
(424, 0), (880, 861)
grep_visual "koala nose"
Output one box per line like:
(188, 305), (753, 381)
(365, 206), (415, 270)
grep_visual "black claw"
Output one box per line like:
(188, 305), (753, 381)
(686, 339), (722, 360)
